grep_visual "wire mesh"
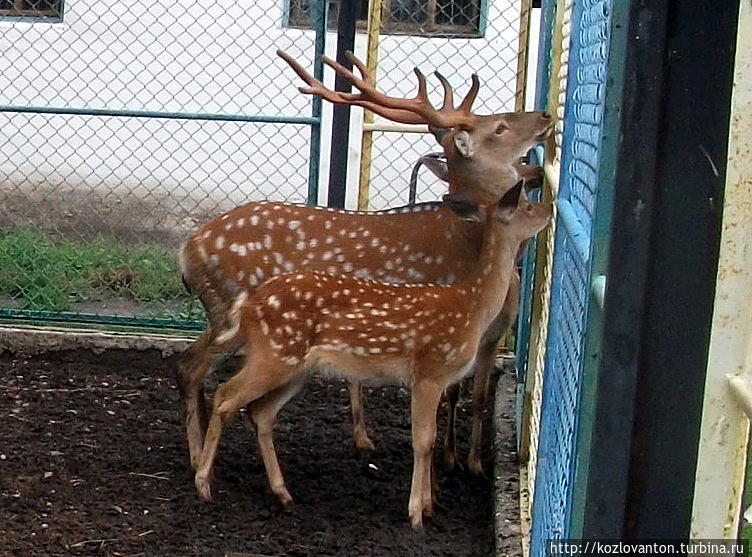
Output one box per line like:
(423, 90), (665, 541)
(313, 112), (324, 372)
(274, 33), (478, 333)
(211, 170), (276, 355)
(0, 0), (527, 330)
(0, 0), (324, 330)
(350, 0), (526, 209)
(529, 0), (612, 553)
(523, 0), (572, 517)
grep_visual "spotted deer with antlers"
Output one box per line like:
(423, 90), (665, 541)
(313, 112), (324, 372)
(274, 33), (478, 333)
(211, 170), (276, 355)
(193, 181), (553, 528)
(177, 50), (553, 476)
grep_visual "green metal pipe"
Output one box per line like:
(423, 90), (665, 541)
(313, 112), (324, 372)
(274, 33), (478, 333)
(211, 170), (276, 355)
(0, 104), (319, 125)
(307, 0), (328, 205)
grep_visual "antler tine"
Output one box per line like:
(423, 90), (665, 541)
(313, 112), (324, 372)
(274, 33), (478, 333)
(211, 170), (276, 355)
(276, 49), (342, 104)
(276, 50), (320, 87)
(433, 70), (455, 112)
(457, 74), (480, 114)
(278, 49), (475, 127)
(344, 50), (372, 82)
(413, 67), (431, 106)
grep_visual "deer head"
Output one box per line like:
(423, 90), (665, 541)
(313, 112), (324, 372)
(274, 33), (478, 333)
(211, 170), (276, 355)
(278, 50), (553, 205)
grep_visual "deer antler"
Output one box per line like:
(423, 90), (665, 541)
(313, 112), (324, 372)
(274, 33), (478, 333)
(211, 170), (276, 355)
(277, 49), (479, 128)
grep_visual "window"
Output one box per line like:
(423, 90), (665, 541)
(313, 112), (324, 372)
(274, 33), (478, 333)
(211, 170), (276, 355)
(0, 0), (63, 19)
(288, 0), (484, 38)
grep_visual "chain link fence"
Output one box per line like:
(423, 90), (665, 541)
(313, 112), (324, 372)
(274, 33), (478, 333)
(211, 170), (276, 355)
(355, 0), (525, 209)
(0, 0), (326, 330)
(0, 0), (526, 332)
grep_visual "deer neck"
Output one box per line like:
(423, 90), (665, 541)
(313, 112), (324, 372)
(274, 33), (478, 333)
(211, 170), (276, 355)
(455, 217), (519, 332)
(447, 164), (519, 204)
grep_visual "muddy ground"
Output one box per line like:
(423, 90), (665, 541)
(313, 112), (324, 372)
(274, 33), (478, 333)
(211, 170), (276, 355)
(0, 349), (521, 556)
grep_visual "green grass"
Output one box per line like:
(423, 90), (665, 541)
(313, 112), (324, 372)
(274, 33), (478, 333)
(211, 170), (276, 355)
(0, 227), (192, 315)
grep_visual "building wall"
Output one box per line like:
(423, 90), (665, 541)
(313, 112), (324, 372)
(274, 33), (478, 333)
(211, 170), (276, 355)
(0, 0), (521, 225)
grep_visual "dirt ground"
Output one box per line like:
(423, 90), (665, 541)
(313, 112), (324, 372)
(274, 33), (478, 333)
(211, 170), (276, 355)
(0, 349), (521, 556)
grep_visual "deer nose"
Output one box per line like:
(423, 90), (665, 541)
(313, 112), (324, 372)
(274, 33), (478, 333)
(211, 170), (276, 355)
(542, 111), (552, 120)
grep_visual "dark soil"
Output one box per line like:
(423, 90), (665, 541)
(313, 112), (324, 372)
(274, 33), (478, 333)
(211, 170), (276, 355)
(0, 349), (520, 556)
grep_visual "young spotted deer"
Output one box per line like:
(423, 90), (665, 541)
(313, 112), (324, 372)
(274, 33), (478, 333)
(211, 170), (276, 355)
(193, 181), (553, 528)
(177, 50), (553, 475)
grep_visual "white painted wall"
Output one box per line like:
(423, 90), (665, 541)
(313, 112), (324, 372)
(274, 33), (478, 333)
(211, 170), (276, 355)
(0, 0), (522, 222)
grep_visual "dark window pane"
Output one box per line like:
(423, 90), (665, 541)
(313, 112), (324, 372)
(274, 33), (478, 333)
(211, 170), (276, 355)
(0, 0), (61, 16)
(390, 0), (427, 24)
(437, 0), (475, 27)
(288, 0), (480, 36)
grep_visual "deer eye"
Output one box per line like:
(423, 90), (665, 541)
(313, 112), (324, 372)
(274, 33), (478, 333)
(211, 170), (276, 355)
(495, 123), (508, 135)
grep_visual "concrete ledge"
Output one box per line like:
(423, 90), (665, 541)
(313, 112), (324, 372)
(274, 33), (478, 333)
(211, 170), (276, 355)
(0, 325), (194, 358)
(518, 466), (531, 557)
(493, 357), (524, 557)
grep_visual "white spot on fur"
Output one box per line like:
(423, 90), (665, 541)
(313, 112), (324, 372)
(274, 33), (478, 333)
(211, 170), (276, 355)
(215, 236), (225, 249)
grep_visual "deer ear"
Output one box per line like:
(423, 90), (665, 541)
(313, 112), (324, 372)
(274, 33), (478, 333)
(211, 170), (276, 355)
(420, 153), (449, 182)
(442, 194), (482, 222)
(497, 180), (525, 222)
(453, 130), (475, 158)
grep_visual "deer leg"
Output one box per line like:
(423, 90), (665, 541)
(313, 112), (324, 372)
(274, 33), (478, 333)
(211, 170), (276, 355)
(249, 378), (305, 505)
(348, 381), (375, 451)
(194, 354), (291, 502)
(443, 382), (461, 470)
(467, 270), (520, 476)
(408, 379), (443, 529)
(177, 329), (218, 471)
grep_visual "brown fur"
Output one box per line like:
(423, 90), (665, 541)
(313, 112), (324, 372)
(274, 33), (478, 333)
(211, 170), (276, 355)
(193, 185), (553, 527)
(176, 102), (553, 475)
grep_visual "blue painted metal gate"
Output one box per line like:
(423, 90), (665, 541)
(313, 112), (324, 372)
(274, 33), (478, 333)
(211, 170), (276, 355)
(526, 0), (613, 552)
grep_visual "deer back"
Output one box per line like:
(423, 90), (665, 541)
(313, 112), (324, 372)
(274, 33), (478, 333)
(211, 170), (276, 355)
(180, 201), (484, 322)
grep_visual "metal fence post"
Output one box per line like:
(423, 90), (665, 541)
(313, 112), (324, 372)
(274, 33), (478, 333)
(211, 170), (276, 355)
(308, 0), (329, 206)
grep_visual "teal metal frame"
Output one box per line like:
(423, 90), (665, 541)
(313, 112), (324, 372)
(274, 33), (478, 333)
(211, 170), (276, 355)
(0, 0), (328, 333)
(566, 0), (628, 537)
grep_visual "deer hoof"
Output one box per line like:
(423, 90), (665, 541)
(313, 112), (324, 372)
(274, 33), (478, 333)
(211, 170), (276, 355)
(410, 512), (424, 530)
(443, 448), (459, 472)
(194, 473), (213, 502)
(273, 485), (293, 506)
(467, 454), (487, 478)
(421, 500), (434, 519)
(354, 432), (376, 451)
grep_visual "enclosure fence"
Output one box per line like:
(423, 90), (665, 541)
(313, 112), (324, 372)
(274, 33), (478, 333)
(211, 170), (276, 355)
(0, 0), (526, 332)
(0, 0), (331, 331)
(516, 0), (614, 553)
(352, 0), (527, 210)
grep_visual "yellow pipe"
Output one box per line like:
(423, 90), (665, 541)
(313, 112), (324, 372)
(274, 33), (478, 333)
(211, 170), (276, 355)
(514, 0), (532, 111)
(357, 0), (384, 211)
(363, 122), (428, 133)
